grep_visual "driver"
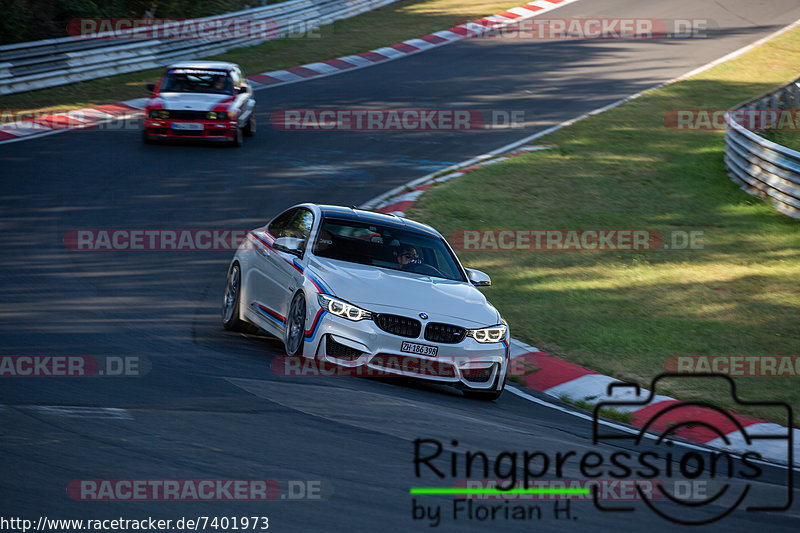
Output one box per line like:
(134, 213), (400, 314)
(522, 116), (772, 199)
(396, 245), (421, 270)
(213, 76), (229, 93)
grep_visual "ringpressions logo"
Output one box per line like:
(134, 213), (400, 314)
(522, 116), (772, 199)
(410, 374), (792, 526)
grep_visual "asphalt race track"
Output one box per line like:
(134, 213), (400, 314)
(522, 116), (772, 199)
(2, 0), (800, 531)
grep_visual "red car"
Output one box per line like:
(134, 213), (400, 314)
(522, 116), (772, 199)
(143, 61), (256, 147)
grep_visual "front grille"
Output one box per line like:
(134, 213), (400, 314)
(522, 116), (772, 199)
(371, 354), (456, 378)
(325, 336), (362, 361)
(166, 110), (211, 120)
(373, 314), (421, 338)
(463, 364), (497, 383)
(424, 322), (466, 344)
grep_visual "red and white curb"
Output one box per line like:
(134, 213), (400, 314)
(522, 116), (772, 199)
(371, 146), (550, 215)
(245, 0), (579, 90)
(368, 149), (797, 468)
(0, 0), (579, 145)
(0, 100), (146, 144)
(508, 341), (798, 467)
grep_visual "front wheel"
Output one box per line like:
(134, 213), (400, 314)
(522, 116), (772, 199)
(229, 125), (243, 147)
(243, 112), (256, 137)
(284, 292), (306, 356)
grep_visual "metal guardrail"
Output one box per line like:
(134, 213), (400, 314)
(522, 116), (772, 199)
(724, 77), (800, 219)
(0, 0), (400, 96)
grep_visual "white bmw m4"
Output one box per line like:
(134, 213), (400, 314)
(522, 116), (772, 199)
(222, 204), (510, 400)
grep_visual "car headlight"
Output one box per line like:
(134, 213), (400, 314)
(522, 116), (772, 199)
(467, 324), (507, 343)
(317, 294), (372, 321)
(207, 111), (227, 120)
(148, 109), (167, 119)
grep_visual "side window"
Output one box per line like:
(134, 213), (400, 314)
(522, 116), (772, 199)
(267, 208), (298, 239)
(232, 68), (244, 92)
(267, 208), (314, 257)
(285, 209), (314, 250)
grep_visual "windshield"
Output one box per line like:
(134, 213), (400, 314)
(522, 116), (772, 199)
(160, 68), (232, 95)
(313, 217), (466, 282)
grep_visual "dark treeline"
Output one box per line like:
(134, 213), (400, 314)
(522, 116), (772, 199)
(0, 0), (273, 44)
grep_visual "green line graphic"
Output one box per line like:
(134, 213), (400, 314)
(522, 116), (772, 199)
(410, 487), (590, 495)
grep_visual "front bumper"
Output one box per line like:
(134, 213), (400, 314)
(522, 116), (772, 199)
(143, 119), (236, 140)
(310, 313), (508, 390)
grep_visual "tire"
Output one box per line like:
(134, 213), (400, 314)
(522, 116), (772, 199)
(463, 374), (506, 401)
(142, 129), (154, 144)
(229, 125), (243, 147)
(222, 263), (255, 333)
(284, 292), (306, 356)
(243, 112), (256, 137)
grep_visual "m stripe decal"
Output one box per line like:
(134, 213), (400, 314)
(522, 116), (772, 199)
(251, 302), (286, 325)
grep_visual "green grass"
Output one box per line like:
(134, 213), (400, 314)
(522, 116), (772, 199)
(762, 129), (800, 152)
(0, 0), (524, 113)
(409, 26), (800, 425)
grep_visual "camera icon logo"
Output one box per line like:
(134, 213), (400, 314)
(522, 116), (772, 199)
(591, 373), (793, 525)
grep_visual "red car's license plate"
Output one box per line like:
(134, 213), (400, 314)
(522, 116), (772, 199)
(171, 122), (203, 130)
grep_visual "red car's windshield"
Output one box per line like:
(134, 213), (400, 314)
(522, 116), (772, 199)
(160, 68), (232, 95)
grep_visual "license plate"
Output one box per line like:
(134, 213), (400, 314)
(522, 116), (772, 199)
(401, 341), (438, 357)
(171, 122), (203, 130)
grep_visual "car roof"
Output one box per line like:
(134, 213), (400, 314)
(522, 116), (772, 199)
(166, 61), (238, 71)
(315, 204), (440, 236)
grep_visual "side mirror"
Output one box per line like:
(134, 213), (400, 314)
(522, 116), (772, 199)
(237, 85), (249, 95)
(146, 83), (156, 93)
(274, 237), (304, 257)
(465, 268), (491, 287)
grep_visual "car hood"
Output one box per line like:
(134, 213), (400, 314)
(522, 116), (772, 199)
(308, 257), (500, 327)
(156, 92), (231, 110)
